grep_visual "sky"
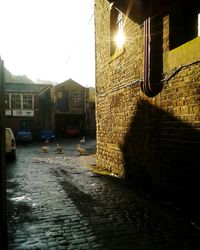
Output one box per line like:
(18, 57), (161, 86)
(0, 0), (95, 87)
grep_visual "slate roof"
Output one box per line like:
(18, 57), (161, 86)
(5, 83), (51, 93)
(54, 78), (85, 89)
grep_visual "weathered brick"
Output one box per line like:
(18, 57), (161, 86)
(95, 0), (200, 201)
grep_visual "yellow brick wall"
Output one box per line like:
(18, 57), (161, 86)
(95, 0), (200, 197)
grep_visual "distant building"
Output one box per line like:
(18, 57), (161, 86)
(51, 79), (95, 136)
(5, 82), (52, 138)
(5, 80), (96, 139)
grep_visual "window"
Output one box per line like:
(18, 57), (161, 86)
(23, 95), (33, 109)
(110, 7), (124, 55)
(11, 94), (21, 109)
(57, 91), (68, 112)
(71, 92), (81, 107)
(169, 4), (200, 50)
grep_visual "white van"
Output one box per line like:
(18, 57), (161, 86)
(6, 128), (16, 160)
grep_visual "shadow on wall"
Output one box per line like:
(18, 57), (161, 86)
(121, 99), (200, 205)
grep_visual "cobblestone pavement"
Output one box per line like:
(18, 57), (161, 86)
(6, 139), (200, 249)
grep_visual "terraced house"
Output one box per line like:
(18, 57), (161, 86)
(5, 82), (52, 138)
(95, 0), (200, 201)
(5, 80), (96, 138)
(51, 79), (96, 136)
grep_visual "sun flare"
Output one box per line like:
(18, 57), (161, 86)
(114, 30), (125, 49)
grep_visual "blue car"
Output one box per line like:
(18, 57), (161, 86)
(41, 129), (55, 141)
(16, 130), (33, 143)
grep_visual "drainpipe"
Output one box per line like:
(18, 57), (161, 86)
(142, 17), (151, 95)
(38, 84), (52, 131)
(84, 88), (89, 134)
(141, 17), (163, 97)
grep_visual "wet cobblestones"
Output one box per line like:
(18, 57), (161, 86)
(6, 139), (200, 249)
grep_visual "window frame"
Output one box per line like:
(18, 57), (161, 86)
(11, 94), (21, 109)
(23, 94), (33, 110)
(110, 7), (124, 56)
(71, 92), (81, 107)
(11, 93), (34, 110)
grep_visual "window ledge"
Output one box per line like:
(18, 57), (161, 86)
(163, 36), (200, 73)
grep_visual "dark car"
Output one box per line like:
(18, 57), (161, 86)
(41, 129), (55, 141)
(16, 130), (33, 143)
(65, 125), (80, 137)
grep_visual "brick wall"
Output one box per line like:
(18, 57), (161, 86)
(95, 0), (200, 200)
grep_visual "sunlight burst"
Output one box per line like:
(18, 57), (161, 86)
(114, 30), (125, 49)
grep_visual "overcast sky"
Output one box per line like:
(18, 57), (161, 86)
(0, 0), (95, 87)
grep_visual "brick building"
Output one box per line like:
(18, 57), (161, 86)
(5, 80), (96, 139)
(5, 82), (52, 138)
(95, 0), (200, 201)
(51, 79), (95, 136)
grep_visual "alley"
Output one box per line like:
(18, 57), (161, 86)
(6, 139), (200, 250)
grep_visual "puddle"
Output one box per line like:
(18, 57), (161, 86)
(11, 195), (32, 202)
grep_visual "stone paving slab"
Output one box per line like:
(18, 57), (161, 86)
(6, 140), (200, 249)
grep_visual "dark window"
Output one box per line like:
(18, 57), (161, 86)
(57, 91), (68, 112)
(169, 5), (199, 50)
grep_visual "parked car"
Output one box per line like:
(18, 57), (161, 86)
(16, 129), (33, 143)
(6, 128), (16, 160)
(65, 125), (80, 137)
(40, 129), (55, 141)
